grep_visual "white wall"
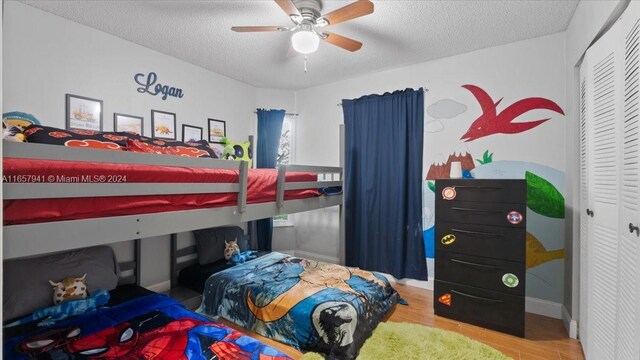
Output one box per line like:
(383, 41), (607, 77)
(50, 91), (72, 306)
(256, 88), (296, 112)
(563, 0), (628, 336)
(2, 1), (259, 287)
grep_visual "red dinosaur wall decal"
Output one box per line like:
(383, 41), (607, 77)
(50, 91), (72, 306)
(460, 85), (564, 142)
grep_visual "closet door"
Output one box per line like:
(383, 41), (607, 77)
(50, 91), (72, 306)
(617, 3), (640, 359)
(584, 19), (622, 360)
(578, 62), (591, 357)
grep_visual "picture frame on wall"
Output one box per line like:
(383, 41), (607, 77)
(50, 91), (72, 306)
(66, 94), (103, 131)
(208, 119), (226, 143)
(114, 113), (144, 135)
(151, 110), (176, 139)
(182, 124), (203, 142)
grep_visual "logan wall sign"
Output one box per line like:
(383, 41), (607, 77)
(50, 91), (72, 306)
(134, 72), (184, 100)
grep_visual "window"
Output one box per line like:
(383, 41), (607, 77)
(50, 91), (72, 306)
(277, 115), (294, 167)
(274, 114), (295, 226)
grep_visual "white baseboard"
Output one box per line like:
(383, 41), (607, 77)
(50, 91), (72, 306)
(525, 296), (562, 319)
(562, 305), (578, 339)
(146, 280), (171, 293)
(294, 250), (340, 264)
(381, 273), (434, 290)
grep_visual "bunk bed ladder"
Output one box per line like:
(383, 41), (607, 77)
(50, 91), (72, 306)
(118, 238), (142, 286)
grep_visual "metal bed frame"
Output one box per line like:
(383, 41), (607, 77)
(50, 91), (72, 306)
(3, 135), (344, 260)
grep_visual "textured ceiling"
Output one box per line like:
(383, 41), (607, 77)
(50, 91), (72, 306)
(21, 0), (579, 90)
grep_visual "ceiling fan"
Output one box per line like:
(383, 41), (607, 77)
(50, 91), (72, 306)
(231, 0), (374, 54)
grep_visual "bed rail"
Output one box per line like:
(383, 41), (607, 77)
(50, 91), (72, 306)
(276, 164), (343, 208)
(3, 141), (250, 213)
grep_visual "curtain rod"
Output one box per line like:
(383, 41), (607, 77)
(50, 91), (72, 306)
(336, 87), (429, 106)
(253, 111), (299, 116)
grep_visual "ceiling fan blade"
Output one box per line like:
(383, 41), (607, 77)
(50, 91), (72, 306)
(322, 32), (363, 52)
(231, 26), (285, 32)
(320, 0), (374, 26)
(274, 0), (300, 17)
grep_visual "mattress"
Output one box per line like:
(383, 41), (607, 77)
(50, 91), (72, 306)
(3, 158), (320, 225)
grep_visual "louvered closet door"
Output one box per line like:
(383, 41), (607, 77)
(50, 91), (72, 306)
(584, 19), (623, 360)
(617, 3), (640, 359)
(578, 62), (591, 357)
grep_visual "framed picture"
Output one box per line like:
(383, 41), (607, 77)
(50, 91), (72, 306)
(208, 119), (226, 143)
(66, 94), (103, 131)
(114, 113), (144, 135)
(182, 124), (203, 142)
(151, 110), (176, 139)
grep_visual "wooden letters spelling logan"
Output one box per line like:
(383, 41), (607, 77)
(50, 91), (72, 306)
(134, 72), (184, 100)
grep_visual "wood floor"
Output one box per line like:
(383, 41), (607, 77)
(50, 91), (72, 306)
(219, 283), (586, 360)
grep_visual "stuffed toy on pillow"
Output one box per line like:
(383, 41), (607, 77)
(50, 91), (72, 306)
(224, 239), (241, 261)
(224, 239), (257, 265)
(49, 274), (88, 305)
(221, 137), (252, 168)
(3, 121), (26, 142)
(3, 111), (41, 128)
(3, 112), (41, 142)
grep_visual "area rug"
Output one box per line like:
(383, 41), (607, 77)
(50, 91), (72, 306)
(300, 322), (511, 360)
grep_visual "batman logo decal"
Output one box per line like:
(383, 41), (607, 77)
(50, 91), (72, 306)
(441, 234), (456, 245)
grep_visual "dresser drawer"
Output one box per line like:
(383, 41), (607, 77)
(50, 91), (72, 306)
(435, 221), (525, 262)
(434, 280), (525, 337)
(436, 201), (526, 228)
(435, 251), (525, 296)
(435, 179), (526, 204)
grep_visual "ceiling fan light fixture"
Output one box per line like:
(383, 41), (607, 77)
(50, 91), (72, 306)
(291, 30), (319, 54)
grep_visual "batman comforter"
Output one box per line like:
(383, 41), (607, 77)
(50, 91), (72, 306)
(198, 252), (401, 360)
(4, 293), (290, 359)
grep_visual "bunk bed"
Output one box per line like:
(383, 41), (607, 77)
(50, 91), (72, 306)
(3, 134), (343, 358)
(2, 138), (344, 260)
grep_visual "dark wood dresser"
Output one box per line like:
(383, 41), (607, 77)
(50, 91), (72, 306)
(434, 179), (526, 337)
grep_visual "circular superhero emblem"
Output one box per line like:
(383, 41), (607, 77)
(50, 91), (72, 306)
(502, 273), (520, 288)
(442, 187), (457, 200)
(507, 211), (523, 225)
(441, 234), (456, 245)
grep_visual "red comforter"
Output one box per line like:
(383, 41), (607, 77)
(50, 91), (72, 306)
(3, 158), (319, 225)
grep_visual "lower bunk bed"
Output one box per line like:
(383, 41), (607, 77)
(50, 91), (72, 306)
(171, 231), (402, 360)
(2, 246), (293, 360)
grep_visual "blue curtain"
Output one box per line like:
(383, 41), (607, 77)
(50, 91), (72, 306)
(256, 109), (286, 251)
(343, 88), (427, 280)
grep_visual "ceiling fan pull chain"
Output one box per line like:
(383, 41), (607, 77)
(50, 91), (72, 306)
(304, 55), (308, 73)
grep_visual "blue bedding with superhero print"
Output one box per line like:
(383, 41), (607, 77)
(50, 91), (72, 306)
(3, 293), (291, 360)
(198, 252), (401, 360)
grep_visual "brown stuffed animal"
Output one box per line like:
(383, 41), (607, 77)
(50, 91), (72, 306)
(49, 274), (88, 305)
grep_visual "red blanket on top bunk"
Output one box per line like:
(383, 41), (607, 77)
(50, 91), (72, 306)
(3, 158), (319, 225)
